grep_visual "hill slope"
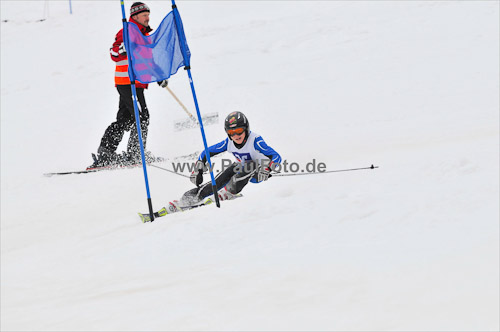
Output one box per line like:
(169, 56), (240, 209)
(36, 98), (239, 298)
(1, 1), (499, 331)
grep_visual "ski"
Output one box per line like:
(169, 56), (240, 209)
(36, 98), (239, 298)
(44, 155), (166, 177)
(44, 163), (143, 177)
(139, 194), (243, 222)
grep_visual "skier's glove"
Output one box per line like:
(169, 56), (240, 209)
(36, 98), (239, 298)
(157, 79), (169, 88)
(256, 161), (274, 182)
(190, 160), (205, 187)
(118, 42), (127, 55)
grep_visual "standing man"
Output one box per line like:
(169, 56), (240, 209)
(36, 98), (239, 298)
(89, 2), (168, 169)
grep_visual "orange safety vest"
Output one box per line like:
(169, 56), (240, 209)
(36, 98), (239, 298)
(114, 57), (148, 88)
(114, 59), (133, 85)
(112, 19), (150, 88)
(115, 59), (147, 88)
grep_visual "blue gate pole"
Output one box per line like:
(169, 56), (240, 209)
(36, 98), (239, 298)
(185, 69), (220, 208)
(120, 0), (155, 220)
(171, 1), (220, 208)
(69, 0), (72, 14)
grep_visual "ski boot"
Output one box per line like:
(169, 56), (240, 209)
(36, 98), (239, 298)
(217, 187), (236, 201)
(87, 148), (122, 170)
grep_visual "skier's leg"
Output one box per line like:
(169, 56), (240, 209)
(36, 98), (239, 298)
(225, 161), (258, 194)
(98, 122), (126, 156)
(126, 88), (150, 161)
(179, 164), (237, 206)
(92, 87), (134, 166)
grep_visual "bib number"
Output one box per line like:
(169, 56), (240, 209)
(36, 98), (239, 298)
(233, 152), (251, 162)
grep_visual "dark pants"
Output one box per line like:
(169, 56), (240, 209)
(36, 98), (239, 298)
(182, 162), (258, 203)
(99, 85), (149, 157)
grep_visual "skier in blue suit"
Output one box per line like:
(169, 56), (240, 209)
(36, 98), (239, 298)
(178, 111), (281, 206)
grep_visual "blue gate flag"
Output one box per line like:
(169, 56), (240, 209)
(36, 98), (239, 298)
(127, 10), (191, 84)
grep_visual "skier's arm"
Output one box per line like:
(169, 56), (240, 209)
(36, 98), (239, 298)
(198, 138), (229, 164)
(254, 136), (282, 165)
(253, 136), (281, 182)
(190, 139), (228, 186)
(110, 29), (127, 62)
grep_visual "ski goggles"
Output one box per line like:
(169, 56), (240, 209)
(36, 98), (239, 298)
(226, 127), (245, 136)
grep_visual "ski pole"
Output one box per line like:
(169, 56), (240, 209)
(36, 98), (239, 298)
(165, 86), (199, 124)
(150, 164), (190, 178)
(271, 165), (379, 177)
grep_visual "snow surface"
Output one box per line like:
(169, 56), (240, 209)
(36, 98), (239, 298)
(1, 1), (499, 331)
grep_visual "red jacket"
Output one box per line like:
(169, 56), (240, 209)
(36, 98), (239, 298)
(110, 18), (152, 88)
